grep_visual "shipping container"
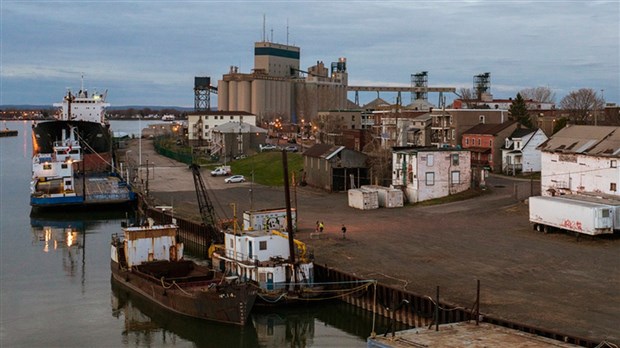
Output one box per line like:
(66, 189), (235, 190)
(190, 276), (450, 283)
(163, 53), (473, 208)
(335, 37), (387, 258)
(243, 208), (297, 232)
(528, 196), (614, 235)
(361, 185), (404, 208)
(348, 188), (379, 210)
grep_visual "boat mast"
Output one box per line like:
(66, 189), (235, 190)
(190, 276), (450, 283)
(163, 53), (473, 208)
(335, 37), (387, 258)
(282, 150), (298, 284)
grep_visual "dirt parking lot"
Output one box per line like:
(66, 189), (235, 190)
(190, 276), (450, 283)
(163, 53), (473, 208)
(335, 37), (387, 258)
(128, 139), (620, 344)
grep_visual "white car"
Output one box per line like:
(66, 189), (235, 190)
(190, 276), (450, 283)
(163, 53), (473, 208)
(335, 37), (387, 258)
(224, 175), (245, 183)
(260, 144), (277, 151)
(210, 168), (229, 176)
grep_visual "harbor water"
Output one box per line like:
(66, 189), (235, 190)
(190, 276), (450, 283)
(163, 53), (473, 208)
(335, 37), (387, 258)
(0, 120), (377, 347)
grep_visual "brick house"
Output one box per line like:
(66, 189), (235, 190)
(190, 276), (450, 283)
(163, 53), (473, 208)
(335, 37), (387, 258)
(461, 121), (518, 172)
(392, 147), (471, 203)
(538, 125), (620, 197)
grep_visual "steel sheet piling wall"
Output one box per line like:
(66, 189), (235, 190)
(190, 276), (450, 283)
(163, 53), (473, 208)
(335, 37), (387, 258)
(136, 195), (601, 347)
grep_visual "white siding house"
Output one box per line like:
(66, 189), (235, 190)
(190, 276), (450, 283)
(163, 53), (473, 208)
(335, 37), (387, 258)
(392, 147), (471, 203)
(188, 112), (257, 144)
(502, 128), (548, 175)
(538, 125), (620, 197)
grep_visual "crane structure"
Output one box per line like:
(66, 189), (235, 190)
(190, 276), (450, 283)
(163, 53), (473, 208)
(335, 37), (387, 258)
(190, 163), (223, 245)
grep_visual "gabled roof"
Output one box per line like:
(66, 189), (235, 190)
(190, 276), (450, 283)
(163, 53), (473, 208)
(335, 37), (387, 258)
(538, 125), (620, 156)
(508, 127), (535, 139)
(362, 97), (390, 109)
(462, 120), (517, 135)
(304, 144), (344, 159)
(212, 121), (267, 133)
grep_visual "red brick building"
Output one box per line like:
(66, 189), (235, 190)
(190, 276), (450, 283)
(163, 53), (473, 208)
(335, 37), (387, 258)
(461, 121), (518, 172)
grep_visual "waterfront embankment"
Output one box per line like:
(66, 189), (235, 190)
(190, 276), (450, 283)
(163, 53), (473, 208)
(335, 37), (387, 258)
(121, 138), (620, 345)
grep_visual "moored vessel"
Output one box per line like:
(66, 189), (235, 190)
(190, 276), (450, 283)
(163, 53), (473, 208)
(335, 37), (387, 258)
(212, 228), (320, 305)
(30, 81), (135, 209)
(1, 122), (18, 137)
(110, 221), (257, 326)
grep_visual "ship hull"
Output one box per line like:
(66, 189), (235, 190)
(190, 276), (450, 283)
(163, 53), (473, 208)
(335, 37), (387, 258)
(110, 260), (257, 326)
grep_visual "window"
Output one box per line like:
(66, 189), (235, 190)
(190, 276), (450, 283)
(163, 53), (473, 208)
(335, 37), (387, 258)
(611, 183), (617, 192)
(259, 241), (267, 250)
(61, 163), (68, 169)
(489, 139), (493, 147)
(451, 171), (460, 185)
(612, 160), (617, 168)
(479, 115), (485, 123)
(477, 138), (481, 146)
(426, 154), (434, 166)
(425, 172), (435, 186)
(452, 154), (459, 165)
(43, 164), (52, 170)
(465, 138), (469, 146)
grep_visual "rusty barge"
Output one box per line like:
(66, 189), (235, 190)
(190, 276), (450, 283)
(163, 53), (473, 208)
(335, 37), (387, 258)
(110, 222), (257, 326)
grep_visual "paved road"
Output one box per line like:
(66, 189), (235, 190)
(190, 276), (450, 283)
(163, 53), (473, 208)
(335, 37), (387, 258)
(124, 139), (620, 344)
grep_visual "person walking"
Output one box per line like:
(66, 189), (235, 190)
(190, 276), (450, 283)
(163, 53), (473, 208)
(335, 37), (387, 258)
(319, 221), (324, 233)
(341, 224), (347, 239)
(315, 220), (320, 233)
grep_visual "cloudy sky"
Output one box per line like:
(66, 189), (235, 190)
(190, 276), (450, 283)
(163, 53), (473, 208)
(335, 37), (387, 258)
(1, 0), (618, 108)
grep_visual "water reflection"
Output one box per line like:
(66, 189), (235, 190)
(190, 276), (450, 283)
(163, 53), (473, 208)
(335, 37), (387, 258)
(111, 280), (260, 347)
(110, 279), (379, 348)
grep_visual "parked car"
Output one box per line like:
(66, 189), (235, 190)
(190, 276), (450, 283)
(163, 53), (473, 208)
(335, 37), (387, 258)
(234, 154), (247, 160)
(224, 175), (246, 183)
(284, 145), (298, 152)
(211, 167), (230, 176)
(260, 144), (277, 151)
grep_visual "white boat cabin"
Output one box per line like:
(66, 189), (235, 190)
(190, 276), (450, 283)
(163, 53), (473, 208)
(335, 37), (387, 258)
(111, 222), (183, 268)
(213, 230), (314, 291)
(32, 127), (82, 194)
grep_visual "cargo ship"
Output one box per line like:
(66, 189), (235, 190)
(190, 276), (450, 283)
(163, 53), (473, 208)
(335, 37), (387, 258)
(30, 82), (135, 209)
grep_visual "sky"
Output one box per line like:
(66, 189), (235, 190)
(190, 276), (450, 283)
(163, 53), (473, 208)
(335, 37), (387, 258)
(1, 0), (618, 108)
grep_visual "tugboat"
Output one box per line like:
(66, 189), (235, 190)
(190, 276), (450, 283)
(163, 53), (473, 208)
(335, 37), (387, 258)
(110, 220), (257, 326)
(211, 228), (318, 305)
(30, 79), (135, 209)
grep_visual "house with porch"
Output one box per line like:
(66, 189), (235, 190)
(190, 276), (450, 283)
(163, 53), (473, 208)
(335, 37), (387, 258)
(392, 147), (471, 203)
(461, 120), (518, 173)
(210, 121), (267, 159)
(538, 125), (620, 197)
(501, 128), (548, 175)
(302, 144), (369, 192)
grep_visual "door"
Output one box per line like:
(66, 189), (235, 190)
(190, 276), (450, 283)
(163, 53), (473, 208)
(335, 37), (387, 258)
(267, 272), (274, 290)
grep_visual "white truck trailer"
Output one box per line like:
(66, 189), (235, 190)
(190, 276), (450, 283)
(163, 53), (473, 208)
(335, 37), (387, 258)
(529, 196), (614, 235)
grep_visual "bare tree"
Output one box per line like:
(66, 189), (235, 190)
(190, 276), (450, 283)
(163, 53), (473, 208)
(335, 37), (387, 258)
(519, 87), (556, 104)
(457, 87), (474, 101)
(560, 88), (605, 124)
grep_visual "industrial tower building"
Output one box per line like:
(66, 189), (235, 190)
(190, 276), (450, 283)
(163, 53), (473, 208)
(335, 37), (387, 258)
(217, 41), (349, 123)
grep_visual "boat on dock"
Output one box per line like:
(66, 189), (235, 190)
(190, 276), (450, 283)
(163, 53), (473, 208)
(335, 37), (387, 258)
(110, 221), (257, 326)
(30, 81), (135, 209)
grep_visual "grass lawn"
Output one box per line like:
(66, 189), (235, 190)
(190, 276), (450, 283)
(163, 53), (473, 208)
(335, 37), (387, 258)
(229, 152), (303, 186)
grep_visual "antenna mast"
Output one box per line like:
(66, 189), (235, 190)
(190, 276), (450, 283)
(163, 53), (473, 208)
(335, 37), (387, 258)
(286, 18), (289, 45)
(262, 14), (266, 42)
